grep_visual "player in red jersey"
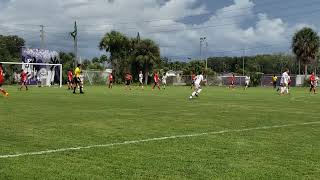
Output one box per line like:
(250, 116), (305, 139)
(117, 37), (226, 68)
(229, 74), (236, 89)
(191, 72), (196, 89)
(152, 71), (161, 90)
(108, 73), (114, 89)
(125, 72), (132, 90)
(67, 70), (73, 90)
(310, 72), (317, 94)
(19, 69), (28, 91)
(0, 63), (9, 97)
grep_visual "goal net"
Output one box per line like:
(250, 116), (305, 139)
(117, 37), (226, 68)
(83, 69), (112, 85)
(220, 75), (246, 86)
(0, 62), (62, 87)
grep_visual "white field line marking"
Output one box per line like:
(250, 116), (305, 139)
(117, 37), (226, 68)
(1, 121), (320, 159)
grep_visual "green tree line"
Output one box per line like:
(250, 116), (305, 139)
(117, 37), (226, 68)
(1, 26), (320, 85)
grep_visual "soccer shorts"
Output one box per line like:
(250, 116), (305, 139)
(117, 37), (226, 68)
(195, 83), (201, 90)
(21, 80), (27, 85)
(126, 80), (131, 85)
(311, 84), (315, 89)
(73, 77), (80, 84)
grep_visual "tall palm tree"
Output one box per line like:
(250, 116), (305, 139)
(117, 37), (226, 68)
(292, 27), (320, 75)
(132, 39), (160, 84)
(99, 31), (130, 79)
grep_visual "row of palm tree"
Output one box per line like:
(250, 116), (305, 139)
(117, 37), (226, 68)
(97, 27), (319, 82)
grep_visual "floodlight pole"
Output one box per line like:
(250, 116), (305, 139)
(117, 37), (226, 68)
(200, 37), (206, 67)
(205, 42), (208, 69)
(59, 65), (63, 88)
(40, 25), (45, 49)
(74, 35), (78, 68)
(242, 48), (245, 76)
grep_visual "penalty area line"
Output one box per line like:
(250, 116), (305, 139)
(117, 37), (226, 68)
(1, 121), (320, 159)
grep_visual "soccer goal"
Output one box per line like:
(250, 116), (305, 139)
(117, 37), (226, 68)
(83, 69), (112, 85)
(220, 75), (246, 86)
(0, 62), (63, 87)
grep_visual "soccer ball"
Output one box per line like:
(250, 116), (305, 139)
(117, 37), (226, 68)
(189, 96), (193, 99)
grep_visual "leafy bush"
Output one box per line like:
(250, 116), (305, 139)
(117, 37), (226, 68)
(249, 72), (264, 87)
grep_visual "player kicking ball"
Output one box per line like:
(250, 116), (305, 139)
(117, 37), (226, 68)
(244, 75), (250, 90)
(0, 63), (9, 97)
(189, 72), (205, 100)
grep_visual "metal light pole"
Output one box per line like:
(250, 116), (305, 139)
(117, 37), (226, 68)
(205, 42), (208, 69)
(200, 37), (206, 67)
(40, 25), (45, 49)
(242, 48), (245, 76)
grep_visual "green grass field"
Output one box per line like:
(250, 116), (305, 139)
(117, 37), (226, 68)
(0, 85), (319, 179)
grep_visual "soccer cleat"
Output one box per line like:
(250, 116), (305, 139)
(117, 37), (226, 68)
(4, 93), (9, 97)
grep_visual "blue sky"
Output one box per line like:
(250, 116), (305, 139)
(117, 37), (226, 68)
(0, 0), (319, 61)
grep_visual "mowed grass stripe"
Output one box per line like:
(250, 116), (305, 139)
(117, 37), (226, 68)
(0, 86), (319, 179)
(1, 120), (320, 159)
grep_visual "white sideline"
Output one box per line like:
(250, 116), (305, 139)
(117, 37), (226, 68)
(1, 121), (320, 159)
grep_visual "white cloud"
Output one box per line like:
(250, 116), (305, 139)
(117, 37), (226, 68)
(0, 0), (317, 59)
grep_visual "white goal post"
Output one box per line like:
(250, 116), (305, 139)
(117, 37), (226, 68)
(0, 61), (63, 87)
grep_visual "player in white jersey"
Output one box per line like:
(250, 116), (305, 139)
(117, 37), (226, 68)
(189, 72), (205, 99)
(139, 71), (144, 89)
(244, 75), (250, 90)
(162, 73), (168, 90)
(280, 69), (290, 95)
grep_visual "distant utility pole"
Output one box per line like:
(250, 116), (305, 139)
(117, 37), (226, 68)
(70, 21), (78, 68)
(200, 37), (206, 68)
(40, 25), (45, 49)
(242, 48), (245, 76)
(205, 42), (208, 69)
